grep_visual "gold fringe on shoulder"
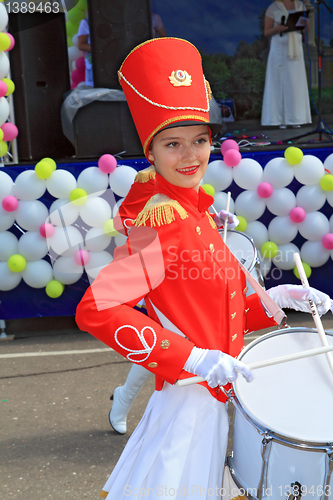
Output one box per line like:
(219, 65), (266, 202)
(134, 194), (188, 227)
(99, 491), (108, 499)
(206, 211), (218, 230)
(134, 165), (156, 183)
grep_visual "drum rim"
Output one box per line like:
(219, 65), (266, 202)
(218, 229), (257, 273)
(233, 327), (333, 449)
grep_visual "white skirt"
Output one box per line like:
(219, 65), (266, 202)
(101, 382), (229, 499)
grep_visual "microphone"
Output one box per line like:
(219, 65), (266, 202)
(280, 15), (285, 36)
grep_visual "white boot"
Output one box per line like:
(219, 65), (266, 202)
(109, 364), (152, 434)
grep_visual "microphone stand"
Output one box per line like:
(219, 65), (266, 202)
(284, 0), (333, 144)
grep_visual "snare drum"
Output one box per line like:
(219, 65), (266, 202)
(219, 229), (264, 295)
(228, 327), (333, 499)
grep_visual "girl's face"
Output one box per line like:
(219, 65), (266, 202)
(148, 125), (211, 191)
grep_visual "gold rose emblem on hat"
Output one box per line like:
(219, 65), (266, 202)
(169, 70), (192, 87)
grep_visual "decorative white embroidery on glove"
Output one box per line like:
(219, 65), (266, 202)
(214, 210), (240, 230)
(184, 346), (253, 388)
(267, 284), (333, 317)
(114, 325), (157, 362)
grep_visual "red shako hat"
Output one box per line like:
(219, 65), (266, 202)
(118, 37), (220, 158)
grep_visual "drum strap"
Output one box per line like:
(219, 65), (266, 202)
(238, 260), (287, 328)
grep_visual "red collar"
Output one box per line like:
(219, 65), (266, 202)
(153, 173), (214, 214)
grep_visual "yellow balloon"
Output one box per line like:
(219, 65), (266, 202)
(284, 146), (303, 165)
(0, 33), (10, 51)
(70, 188), (87, 205)
(45, 280), (65, 298)
(103, 219), (119, 237)
(294, 262), (312, 280)
(320, 174), (333, 192)
(8, 254), (26, 273)
(236, 216), (247, 232)
(201, 184), (215, 197)
(41, 157), (57, 171)
(261, 241), (279, 259)
(35, 160), (53, 179)
(0, 140), (8, 157)
(2, 78), (15, 96)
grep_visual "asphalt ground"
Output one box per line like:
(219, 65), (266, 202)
(1, 311), (333, 500)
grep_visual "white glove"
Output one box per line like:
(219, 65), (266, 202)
(184, 347), (253, 388)
(214, 210), (240, 230)
(267, 284), (333, 317)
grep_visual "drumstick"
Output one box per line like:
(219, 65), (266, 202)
(175, 344), (333, 387)
(293, 252), (333, 376)
(223, 191), (231, 244)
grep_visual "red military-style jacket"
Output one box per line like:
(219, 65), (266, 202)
(76, 173), (277, 402)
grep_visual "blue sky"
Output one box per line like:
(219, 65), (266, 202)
(152, 0), (333, 55)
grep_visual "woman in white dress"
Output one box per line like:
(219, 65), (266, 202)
(261, 0), (312, 128)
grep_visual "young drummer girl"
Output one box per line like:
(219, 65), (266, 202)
(76, 37), (333, 499)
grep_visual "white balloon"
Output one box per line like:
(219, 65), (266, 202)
(0, 204), (16, 231)
(245, 221), (268, 251)
(212, 191), (235, 213)
(294, 155), (325, 185)
(49, 198), (79, 226)
(79, 196), (112, 227)
(0, 3), (9, 31)
(0, 170), (14, 200)
(68, 45), (83, 61)
(266, 188), (296, 216)
(48, 226), (84, 257)
(114, 232), (128, 247)
(232, 158), (263, 190)
(18, 231), (49, 261)
(272, 243), (300, 270)
(16, 200), (49, 231)
(13, 170), (46, 200)
(262, 157), (294, 188)
(109, 165), (137, 197)
(0, 261), (21, 291)
(85, 251), (113, 280)
(327, 190), (333, 208)
(259, 257), (272, 278)
(0, 231), (18, 260)
(298, 212), (330, 241)
(46, 169), (77, 198)
(296, 185), (326, 212)
(300, 240), (330, 267)
(113, 198), (124, 218)
(323, 153), (333, 174)
(22, 260), (53, 288)
(52, 256), (83, 284)
(85, 227), (112, 252)
(77, 167), (109, 195)
(0, 53), (9, 80)
(235, 190), (266, 221)
(268, 216), (298, 244)
(202, 160), (233, 191)
(72, 34), (79, 47)
(330, 214), (333, 232)
(0, 96), (9, 126)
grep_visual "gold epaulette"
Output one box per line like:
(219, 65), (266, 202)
(134, 193), (188, 227)
(134, 165), (156, 183)
(206, 211), (218, 230)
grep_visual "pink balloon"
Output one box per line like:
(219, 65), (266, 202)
(74, 249), (90, 266)
(0, 80), (7, 98)
(40, 223), (55, 238)
(75, 56), (85, 73)
(1, 122), (18, 141)
(221, 139), (239, 156)
(98, 154), (117, 173)
(5, 33), (15, 51)
(257, 182), (273, 198)
(2, 195), (18, 212)
(289, 206), (306, 223)
(322, 233), (333, 250)
(223, 149), (242, 167)
(71, 69), (85, 85)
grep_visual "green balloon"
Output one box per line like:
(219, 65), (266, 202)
(46, 280), (64, 299)
(8, 254), (26, 273)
